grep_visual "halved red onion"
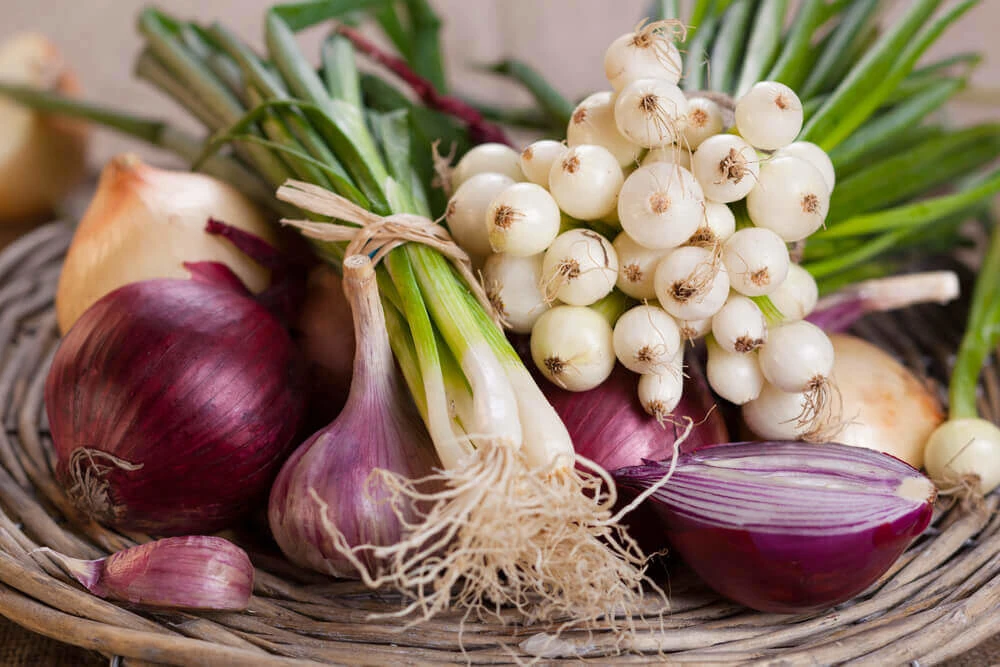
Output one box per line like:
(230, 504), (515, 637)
(616, 441), (936, 613)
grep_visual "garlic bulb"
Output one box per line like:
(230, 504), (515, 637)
(0, 33), (89, 223)
(56, 154), (278, 333)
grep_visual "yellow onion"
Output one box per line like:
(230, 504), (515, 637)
(56, 154), (279, 333)
(0, 33), (88, 223)
(830, 333), (943, 468)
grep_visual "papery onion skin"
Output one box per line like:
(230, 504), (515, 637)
(47, 277), (306, 535)
(55, 155), (279, 333)
(617, 441), (935, 613)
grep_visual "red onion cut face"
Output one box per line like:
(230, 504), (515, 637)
(46, 277), (306, 535)
(616, 441), (936, 613)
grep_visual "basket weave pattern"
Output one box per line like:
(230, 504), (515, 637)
(0, 222), (998, 665)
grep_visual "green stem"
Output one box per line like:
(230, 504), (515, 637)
(709, 0), (756, 96)
(764, 0), (827, 90)
(799, 0), (879, 99)
(800, 0), (942, 146)
(734, 0), (787, 97)
(828, 77), (964, 172)
(950, 214), (1000, 420)
(485, 60), (573, 129)
(683, 14), (719, 91)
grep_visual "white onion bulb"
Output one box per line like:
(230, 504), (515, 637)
(758, 320), (834, 393)
(614, 78), (689, 148)
(774, 141), (836, 195)
(746, 156), (829, 242)
(638, 366), (685, 421)
(706, 338), (765, 405)
(530, 305), (615, 392)
(722, 227), (790, 297)
(519, 140), (567, 189)
(682, 97), (725, 150)
(548, 144), (624, 220)
(445, 172), (515, 264)
(768, 263), (818, 321)
(687, 200), (736, 248)
(742, 383), (812, 440)
(612, 231), (668, 300)
(691, 134), (760, 203)
(618, 162), (704, 249)
(613, 304), (681, 375)
(654, 246), (730, 320)
(540, 229), (618, 306)
(641, 144), (692, 170)
(486, 182), (561, 256)
(734, 81), (803, 150)
(451, 143), (524, 191)
(567, 91), (641, 167)
(482, 253), (550, 334)
(711, 294), (767, 354)
(604, 22), (683, 92)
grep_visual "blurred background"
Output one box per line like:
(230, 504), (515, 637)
(4, 0), (998, 169)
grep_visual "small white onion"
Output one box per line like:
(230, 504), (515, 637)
(482, 253), (550, 334)
(924, 418), (1000, 494)
(614, 78), (689, 148)
(742, 382), (811, 440)
(711, 294), (767, 354)
(768, 263), (818, 321)
(687, 200), (737, 247)
(654, 246), (730, 320)
(604, 23), (683, 92)
(618, 162), (704, 249)
(519, 140), (567, 189)
(678, 317), (713, 342)
(530, 305), (615, 392)
(486, 182), (561, 256)
(540, 229), (618, 306)
(641, 144), (692, 170)
(451, 143), (524, 191)
(638, 367), (685, 421)
(758, 320), (834, 393)
(690, 134), (760, 203)
(734, 81), (803, 150)
(445, 172), (515, 264)
(682, 97), (725, 150)
(613, 304), (681, 374)
(722, 227), (790, 297)
(548, 144), (624, 220)
(612, 231), (668, 300)
(567, 91), (641, 167)
(706, 338), (765, 405)
(774, 141), (836, 195)
(746, 156), (829, 242)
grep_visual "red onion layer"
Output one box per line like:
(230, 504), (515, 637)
(46, 277), (306, 535)
(616, 441), (936, 613)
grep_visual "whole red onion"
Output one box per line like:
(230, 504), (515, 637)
(542, 358), (728, 472)
(268, 255), (440, 578)
(46, 271), (306, 535)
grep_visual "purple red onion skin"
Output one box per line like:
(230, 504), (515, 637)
(268, 257), (440, 578)
(542, 358), (729, 471)
(617, 442), (935, 613)
(81, 536), (253, 611)
(46, 278), (306, 535)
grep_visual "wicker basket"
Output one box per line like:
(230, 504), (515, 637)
(0, 221), (998, 665)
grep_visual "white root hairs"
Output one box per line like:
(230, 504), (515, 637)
(793, 375), (846, 443)
(313, 435), (686, 632)
(631, 19), (686, 79)
(669, 243), (723, 305)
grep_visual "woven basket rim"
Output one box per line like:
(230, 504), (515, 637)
(0, 221), (998, 665)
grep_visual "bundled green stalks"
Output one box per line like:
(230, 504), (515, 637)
(0, 2), (657, 626)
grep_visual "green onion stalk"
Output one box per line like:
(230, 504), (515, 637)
(0, 3), (656, 627)
(656, 0), (1000, 294)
